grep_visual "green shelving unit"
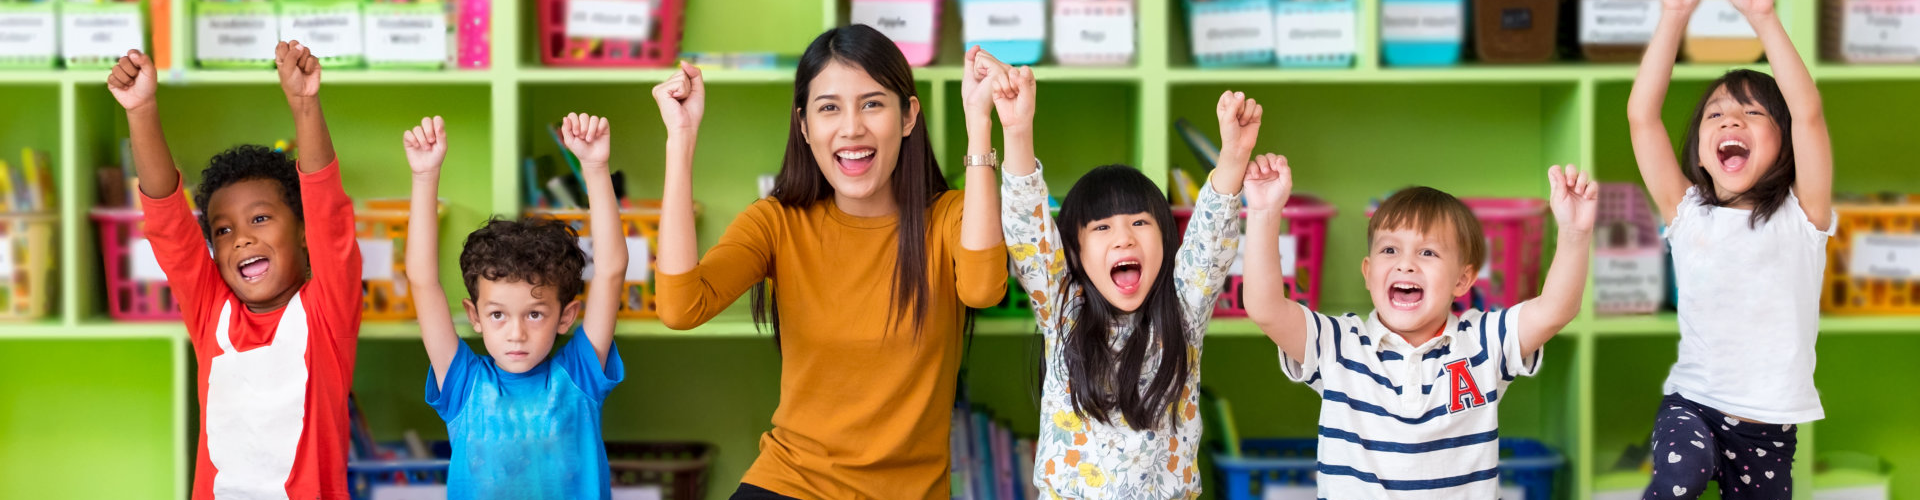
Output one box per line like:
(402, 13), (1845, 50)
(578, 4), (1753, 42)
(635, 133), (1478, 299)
(2, 0), (1916, 499)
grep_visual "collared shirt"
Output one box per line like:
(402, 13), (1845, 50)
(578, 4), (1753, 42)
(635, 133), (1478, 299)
(1281, 303), (1538, 499)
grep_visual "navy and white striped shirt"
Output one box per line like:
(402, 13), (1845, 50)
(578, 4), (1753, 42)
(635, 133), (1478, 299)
(1280, 302), (1539, 499)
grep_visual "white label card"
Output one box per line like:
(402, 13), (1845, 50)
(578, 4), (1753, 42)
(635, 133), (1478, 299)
(0, 236), (13, 279)
(1381, 2), (1464, 42)
(0, 12), (57, 58)
(1849, 233), (1920, 279)
(1593, 253), (1666, 307)
(369, 484), (447, 500)
(281, 10), (364, 57)
(964, 1), (1046, 42)
(131, 238), (168, 281)
(1581, 0), (1660, 44)
(1189, 7), (1274, 56)
(1687, 0), (1757, 38)
(1261, 484), (1317, 500)
(358, 239), (395, 280)
(577, 236), (654, 282)
(1052, 4), (1133, 57)
(366, 12), (448, 63)
(198, 14), (279, 60)
(611, 484), (665, 500)
(1479, 236), (1493, 280)
(565, 0), (653, 39)
(62, 11), (145, 58)
(1842, 1), (1920, 62)
(1229, 234), (1297, 278)
(850, 1), (935, 45)
(1275, 10), (1356, 57)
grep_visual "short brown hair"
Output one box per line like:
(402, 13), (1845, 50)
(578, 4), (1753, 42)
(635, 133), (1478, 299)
(1368, 187), (1485, 271)
(459, 216), (587, 303)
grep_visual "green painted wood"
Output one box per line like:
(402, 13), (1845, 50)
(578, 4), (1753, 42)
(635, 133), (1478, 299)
(0, 339), (178, 499)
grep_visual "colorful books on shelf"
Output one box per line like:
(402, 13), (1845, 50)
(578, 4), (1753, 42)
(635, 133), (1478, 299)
(951, 381), (1037, 500)
(0, 148), (55, 213)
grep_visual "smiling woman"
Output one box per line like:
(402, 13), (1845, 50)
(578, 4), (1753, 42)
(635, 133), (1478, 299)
(648, 25), (1011, 500)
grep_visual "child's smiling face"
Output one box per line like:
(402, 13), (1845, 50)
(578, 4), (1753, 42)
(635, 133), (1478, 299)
(464, 279), (581, 373)
(1362, 224), (1477, 338)
(1694, 83), (1783, 206)
(206, 178), (308, 312)
(1075, 211), (1164, 312)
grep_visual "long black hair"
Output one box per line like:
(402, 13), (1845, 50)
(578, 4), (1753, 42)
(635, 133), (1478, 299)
(1681, 69), (1797, 228)
(1054, 165), (1189, 430)
(753, 25), (949, 340)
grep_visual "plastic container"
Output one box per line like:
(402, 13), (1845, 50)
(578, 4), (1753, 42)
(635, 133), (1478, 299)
(525, 205), (665, 319)
(363, 1), (448, 69)
(356, 199), (443, 321)
(1474, 0), (1560, 62)
(1684, 0), (1763, 63)
(1580, 0), (1660, 62)
(1212, 437), (1563, 500)
(1822, 201), (1920, 315)
(1822, 0), (1920, 64)
(537, 0), (684, 67)
(606, 441), (715, 500)
(1052, 0), (1136, 66)
(277, 0), (364, 68)
(0, 2), (59, 69)
(1381, 0), (1467, 65)
(1593, 183), (1665, 314)
(1185, 0), (1277, 68)
(195, 1), (281, 69)
(962, 0), (1047, 65)
(1173, 195), (1337, 317)
(60, 1), (149, 69)
(346, 442), (451, 500)
(0, 213), (55, 321)
(91, 209), (186, 321)
(849, 0), (942, 66)
(456, 0), (489, 68)
(1273, 0), (1358, 68)
(1462, 197), (1547, 311)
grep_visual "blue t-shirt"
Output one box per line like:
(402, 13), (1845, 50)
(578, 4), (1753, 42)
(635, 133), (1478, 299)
(425, 329), (624, 499)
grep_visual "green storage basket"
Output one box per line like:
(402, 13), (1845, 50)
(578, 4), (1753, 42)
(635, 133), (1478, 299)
(278, 0), (365, 68)
(0, 3), (58, 69)
(59, 2), (149, 69)
(196, 1), (280, 69)
(362, 1), (447, 69)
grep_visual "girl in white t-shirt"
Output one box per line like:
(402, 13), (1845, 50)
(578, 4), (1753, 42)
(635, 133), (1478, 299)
(1626, 0), (1834, 498)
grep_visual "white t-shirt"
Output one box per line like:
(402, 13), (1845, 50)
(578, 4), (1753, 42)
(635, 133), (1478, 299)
(1280, 303), (1538, 499)
(1663, 187), (1834, 424)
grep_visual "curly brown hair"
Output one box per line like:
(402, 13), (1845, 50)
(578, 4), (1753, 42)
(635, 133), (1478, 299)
(459, 216), (587, 303)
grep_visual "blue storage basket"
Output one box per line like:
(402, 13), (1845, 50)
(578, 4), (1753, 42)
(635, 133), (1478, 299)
(1379, 0), (1466, 66)
(347, 441), (452, 500)
(961, 0), (1047, 65)
(1184, 0), (1276, 68)
(1212, 438), (1564, 500)
(1274, 0), (1357, 68)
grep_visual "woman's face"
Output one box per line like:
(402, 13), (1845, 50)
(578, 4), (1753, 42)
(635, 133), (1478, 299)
(800, 60), (919, 208)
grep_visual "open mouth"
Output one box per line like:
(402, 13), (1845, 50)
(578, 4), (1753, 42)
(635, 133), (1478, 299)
(834, 147), (876, 177)
(1110, 259), (1143, 295)
(1389, 281), (1424, 311)
(1716, 139), (1750, 173)
(237, 256), (271, 282)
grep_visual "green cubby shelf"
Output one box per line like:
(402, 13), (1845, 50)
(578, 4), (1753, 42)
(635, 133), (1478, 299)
(2, 0), (1917, 499)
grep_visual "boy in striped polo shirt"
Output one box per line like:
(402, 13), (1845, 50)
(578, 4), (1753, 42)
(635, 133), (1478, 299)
(1242, 160), (1599, 499)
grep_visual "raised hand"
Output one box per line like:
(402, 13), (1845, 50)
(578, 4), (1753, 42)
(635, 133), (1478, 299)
(651, 61), (705, 135)
(107, 49), (158, 112)
(1729, 0), (1773, 17)
(1547, 165), (1599, 234)
(963, 47), (1013, 133)
(991, 66), (1036, 134)
(561, 113), (612, 167)
(275, 41), (322, 99)
(1243, 154), (1293, 212)
(402, 116), (448, 176)
(1216, 90), (1263, 160)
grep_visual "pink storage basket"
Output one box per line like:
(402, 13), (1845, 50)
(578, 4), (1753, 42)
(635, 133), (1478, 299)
(92, 208), (183, 320)
(1174, 195), (1337, 317)
(538, 0), (685, 67)
(1459, 197), (1547, 311)
(848, 0), (942, 66)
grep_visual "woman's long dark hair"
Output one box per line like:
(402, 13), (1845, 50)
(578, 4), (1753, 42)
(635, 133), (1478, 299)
(1054, 165), (1189, 430)
(753, 25), (949, 341)
(1681, 69), (1797, 228)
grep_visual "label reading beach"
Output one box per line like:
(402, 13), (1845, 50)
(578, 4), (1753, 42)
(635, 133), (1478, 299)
(1189, 7), (1274, 56)
(62, 11), (145, 57)
(281, 11), (364, 57)
(199, 13), (279, 60)
(1381, 2), (1464, 42)
(850, 1), (935, 45)
(366, 12), (448, 63)
(1275, 10), (1356, 57)
(1687, 0), (1757, 38)
(131, 239), (168, 281)
(1843, 1), (1920, 61)
(1052, 3), (1133, 57)
(1594, 253), (1665, 307)
(1850, 233), (1920, 279)
(1229, 234), (1297, 277)
(358, 239), (395, 280)
(0, 12), (56, 58)
(0, 236), (13, 279)
(1581, 0), (1660, 44)
(565, 0), (653, 39)
(963, 1), (1046, 42)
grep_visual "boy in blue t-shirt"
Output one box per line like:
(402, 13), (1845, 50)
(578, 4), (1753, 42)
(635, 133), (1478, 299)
(400, 113), (627, 498)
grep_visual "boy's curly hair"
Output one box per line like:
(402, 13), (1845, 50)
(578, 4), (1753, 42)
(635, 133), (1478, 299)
(193, 145), (303, 239)
(459, 216), (588, 303)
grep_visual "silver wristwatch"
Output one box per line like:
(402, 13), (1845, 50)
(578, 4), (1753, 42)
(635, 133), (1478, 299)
(964, 149), (998, 169)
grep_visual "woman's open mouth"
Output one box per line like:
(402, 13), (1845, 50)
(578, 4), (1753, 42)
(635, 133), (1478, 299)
(835, 147), (876, 177)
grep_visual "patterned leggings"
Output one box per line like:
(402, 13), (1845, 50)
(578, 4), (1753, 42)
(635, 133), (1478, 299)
(1642, 393), (1799, 500)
